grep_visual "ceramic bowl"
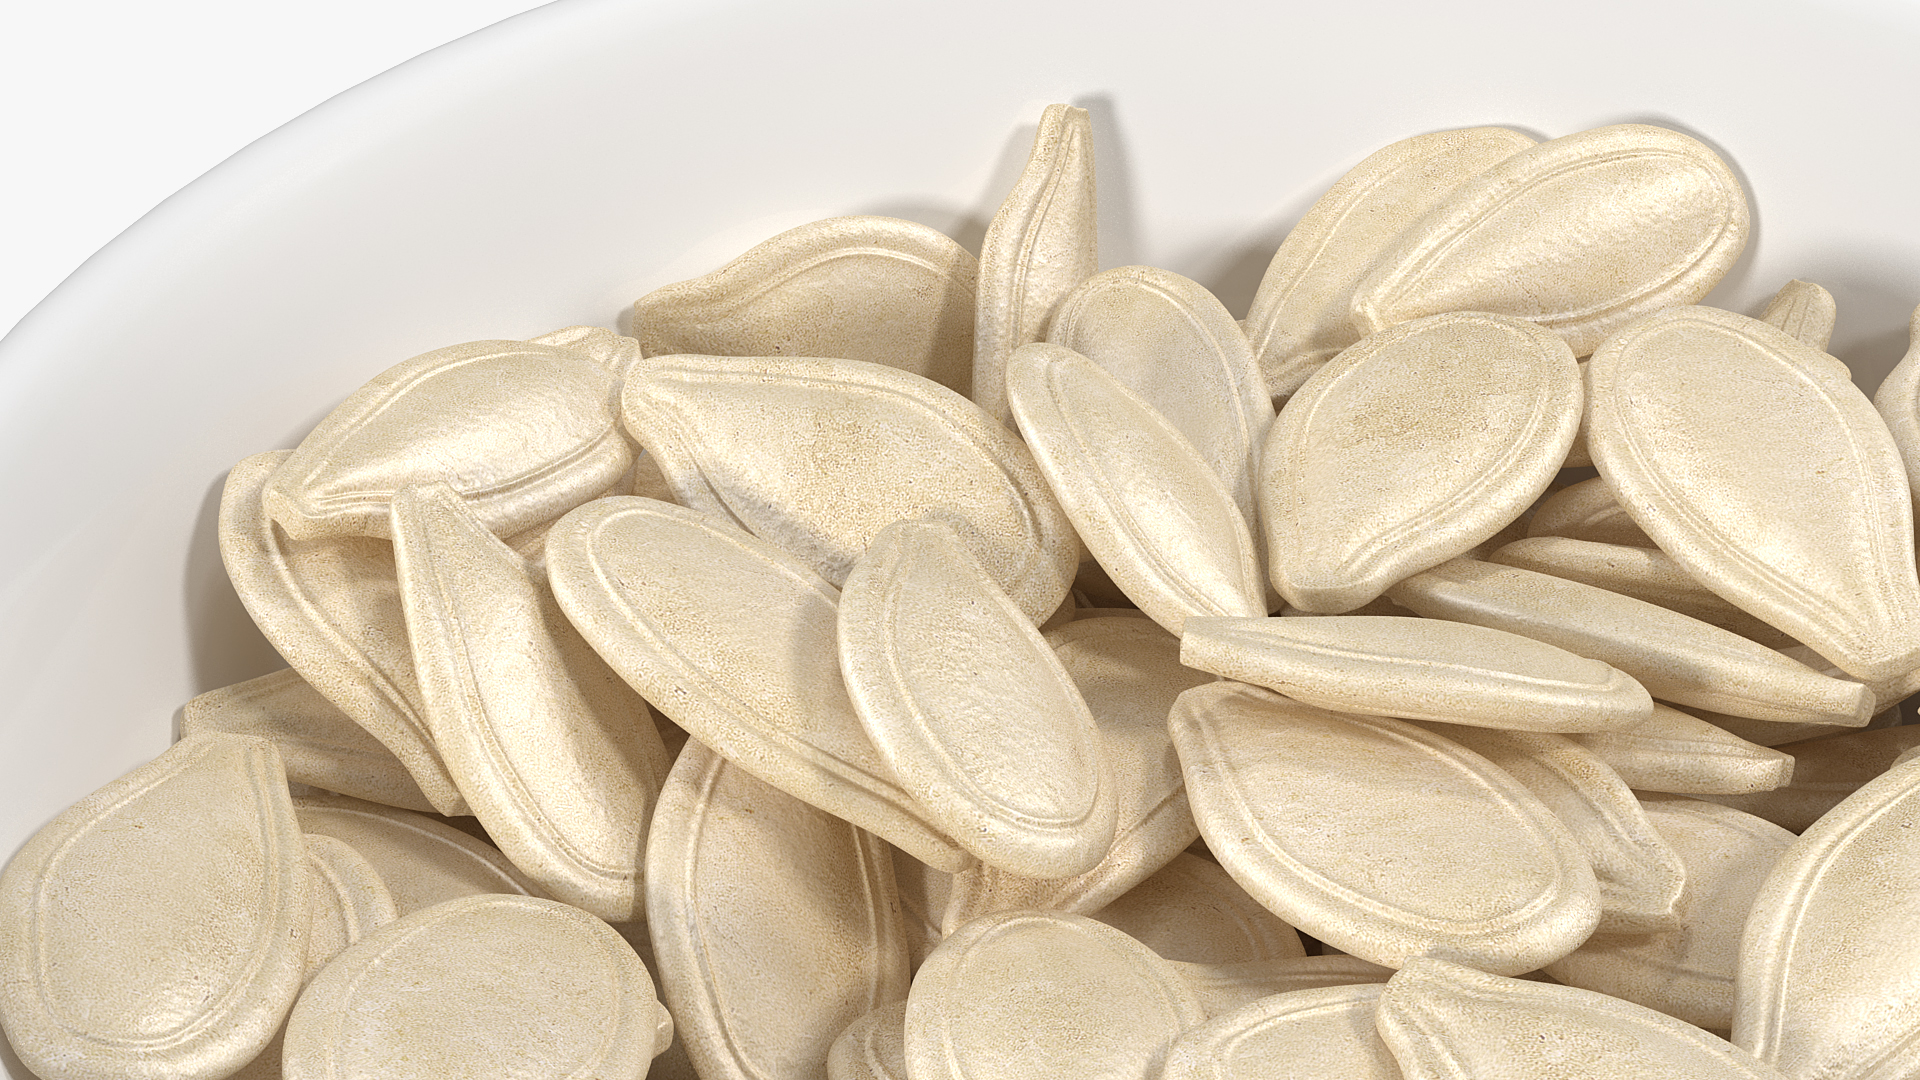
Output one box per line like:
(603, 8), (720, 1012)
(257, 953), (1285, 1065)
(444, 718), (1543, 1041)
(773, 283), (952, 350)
(4, 1), (1920, 1072)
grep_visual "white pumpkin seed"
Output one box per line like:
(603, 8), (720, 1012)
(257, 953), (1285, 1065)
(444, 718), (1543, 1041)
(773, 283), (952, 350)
(633, 216), (977, 393)
(544, 496), (970, 872)
(1006, 342), (1266, 633)
(972, 103), (1098, 425)
(1587, 305), (1920, 682)
(1349, 124), (1750, 357)
(1261, 311), (1580, 612)
(263, 340), (629, 541)
(1169, 681), (1599, 974)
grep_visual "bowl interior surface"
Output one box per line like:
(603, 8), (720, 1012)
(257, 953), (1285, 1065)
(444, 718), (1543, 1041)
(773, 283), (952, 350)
(5, 0), (1920, 1071)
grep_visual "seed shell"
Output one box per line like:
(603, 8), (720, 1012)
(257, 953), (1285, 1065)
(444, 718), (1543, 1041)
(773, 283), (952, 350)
(0, 735), (308, 1080)
(633, 216), (978, 393)
(646, 740), (910, 1080)
(1169, 681), (1600, 974)
(1587, 305), (1920, 682)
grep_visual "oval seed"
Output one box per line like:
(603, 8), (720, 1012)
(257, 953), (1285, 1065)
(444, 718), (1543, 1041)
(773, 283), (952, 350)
(1546, 797), (1796, 1031)
(300, 833), (397, 981)
(1527, 476), (1656, 547)
(544, 497), (969, 872)
(1760, 279), (1838, 354)
(282, 895), (662, 1080)
(1006, 342), (1266, 633)
(391, 483), (669, 921)
(1587, 304), (1920, 682)
(1089, 851), (1304, 964)
(905, 910), (1204, 1080)
(1869, 302), (1920, 517)
(1733, 758), (1920, 1079)
(619, 353), (1076, 621)
(220, 451), (466, 816)
(828, 1001), (909, 1080)
(1490, 536), (1797, 647)
(1418, 723), (1684, 934)
(263, 339), (629, 541)
(1697, 725), (1920, 832)
(1378, 956), (1791, 1080)
(838, 519), (1115, 879)
(1388, 558), (1874, 727)
(646, 741), (910, 1080)
(940, 617), (1209, 929)
(1567, 704), (1795, 796)
(1169, 681), (1599, 974)
(1261, 311), (1581, 612)
(633, 216), (978, 393)
(181, 668), (436, 814)
(1349, 124), (1750, 357)
(1244, 126), (1536, 398)
(972, 103), (1099, 426)
(0, 735), (308, 1080)
(292, 792), (542, 916)
(1161, 983), (1399, 1080)
(1181, 614), (1652, 733)
(1047, 265), (1275, 524)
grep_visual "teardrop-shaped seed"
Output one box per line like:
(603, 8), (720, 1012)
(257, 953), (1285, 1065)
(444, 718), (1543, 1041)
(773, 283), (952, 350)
(1169, 681), (1599, 974)
(1047, 265), (1275, 523)
(1733, 758), (1920, 1079)
(0, 734), (308, 1080)
(1870, 303), (1920, 517)
(182, 668), (436, 814)
(301, 833), (398, 981)
(1697, 725), (1920, 832)
(282, 894), (662, 1080)
(1006, 342), (1265, 633)
(1527, 476), (1656, 547)
(1546, 796), (1795, 1030)
(1378, 957), (1790, 1080)
(647, 740), (910, 1080)
(828, 1001), (909, 1080)
(528, 324), (641, 377)
(263, 340), (629, 541)
(1244, 126), (1536, 398)
(1683, 699), (1891, 749)
(1262, 311), (1581, 612)
(1168, 954), (1394, 1018)
(940, 617), (1209, 929)
(1490, 536), (1796, 647)
(972, 104), (1098, 425)
(1419, 723), (1684, 933)
(1568, 704), (1795, 795)
(219, 451), (466, 816)
(545, 497), (969, 872)
(620, 353), (1076, 621)
(838, 519), (1114, 878)
(905, 910), (1204, 1080)
(391, 483), (670, 921)
(1782, 642), (1920, 715)
(633, 216), (978, 393)
(1387, 559), (1874, 727)
(1089, 851), (1304, 964)
(1349, 124), (1750, 357)
(292, 792), (541, 916)
(1182, 615), (1651, 733)
(1161, 983), (1398, 1080)
(1760, 280), (1838, 354)
(1587, 305), (1920, 681)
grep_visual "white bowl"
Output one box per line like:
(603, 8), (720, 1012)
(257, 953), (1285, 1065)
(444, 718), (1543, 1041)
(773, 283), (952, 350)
(4, 0), (1920, 1071)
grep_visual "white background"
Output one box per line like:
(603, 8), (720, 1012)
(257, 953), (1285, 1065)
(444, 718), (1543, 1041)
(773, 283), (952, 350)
(0, 0), (556, 341)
